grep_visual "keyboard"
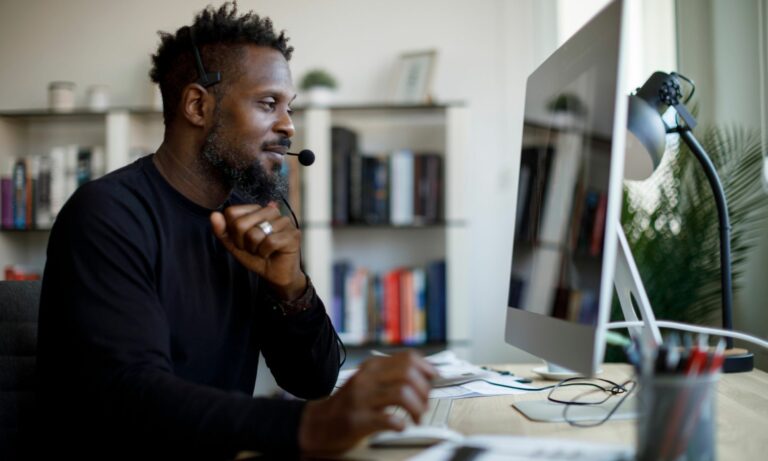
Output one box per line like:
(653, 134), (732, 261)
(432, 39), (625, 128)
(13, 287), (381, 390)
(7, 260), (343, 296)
(369, 398), (462, 447)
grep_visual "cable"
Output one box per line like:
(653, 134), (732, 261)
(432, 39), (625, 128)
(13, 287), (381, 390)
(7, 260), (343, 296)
(606, 320), (768, 350)
(671, 72), (696, 104)
(562, 379), (637, 428)
(281, 193), (347, 367)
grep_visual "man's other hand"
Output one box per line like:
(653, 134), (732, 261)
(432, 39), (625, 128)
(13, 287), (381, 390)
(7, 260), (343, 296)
(298, 350), (438, 455)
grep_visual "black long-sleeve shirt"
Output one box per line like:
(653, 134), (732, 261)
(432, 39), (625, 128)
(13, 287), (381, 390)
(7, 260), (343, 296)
(36, 155), (340, 459)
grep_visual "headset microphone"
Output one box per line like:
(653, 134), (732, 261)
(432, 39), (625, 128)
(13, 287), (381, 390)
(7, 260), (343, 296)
(286, 149), (315, 166)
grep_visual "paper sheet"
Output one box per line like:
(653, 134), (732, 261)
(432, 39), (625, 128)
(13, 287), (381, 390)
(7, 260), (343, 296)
(336, 350), (541, 398)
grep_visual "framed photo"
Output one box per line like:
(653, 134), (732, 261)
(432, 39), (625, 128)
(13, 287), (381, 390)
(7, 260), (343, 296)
(391, 50), (437, 104)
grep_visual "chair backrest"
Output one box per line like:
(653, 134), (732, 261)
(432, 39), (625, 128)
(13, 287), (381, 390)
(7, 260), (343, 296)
(0, 280), (42, 459)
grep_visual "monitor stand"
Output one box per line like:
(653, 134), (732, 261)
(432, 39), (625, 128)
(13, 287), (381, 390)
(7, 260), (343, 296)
(513, 225), (661, 423)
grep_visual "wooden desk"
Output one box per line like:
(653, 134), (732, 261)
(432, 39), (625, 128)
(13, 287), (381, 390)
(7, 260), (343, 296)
(346, 364), (768, 460)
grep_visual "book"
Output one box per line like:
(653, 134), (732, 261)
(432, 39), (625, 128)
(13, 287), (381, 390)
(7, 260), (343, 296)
(361, 155), (389, 224)
(426, 260), (447, 342)
(49, 147), (67, 219)
(383, 269), (402, 344)
(331, 127), (357, 224)
(12, 159), (27, 229)
(590, 193), (608, 256)
(1, 160), (13, 229)
(400, 269), (414, 343)
(390, 149), (414, 225)
(413, 154), (443, 225)
(4, 264), (41, 281)
(331, 261), (351, 332)
(344, 267), (369, 345)
(411, 267), (427, 344)
(515, 146), (553, 241)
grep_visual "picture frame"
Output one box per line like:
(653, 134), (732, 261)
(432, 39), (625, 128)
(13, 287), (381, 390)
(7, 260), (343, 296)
(391, 50), (437, 104)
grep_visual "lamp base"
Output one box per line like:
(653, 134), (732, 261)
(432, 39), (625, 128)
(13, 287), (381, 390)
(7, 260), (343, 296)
(722, 348), (754, 373)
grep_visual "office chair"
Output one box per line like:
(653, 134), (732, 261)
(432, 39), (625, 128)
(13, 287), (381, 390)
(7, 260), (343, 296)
(0, 280), (42, 459)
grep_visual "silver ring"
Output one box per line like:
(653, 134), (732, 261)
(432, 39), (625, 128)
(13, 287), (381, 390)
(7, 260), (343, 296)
(258, 221), (273, 236)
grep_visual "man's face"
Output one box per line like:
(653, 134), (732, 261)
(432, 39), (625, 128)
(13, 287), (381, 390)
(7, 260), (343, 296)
(200, 45), (296, 205)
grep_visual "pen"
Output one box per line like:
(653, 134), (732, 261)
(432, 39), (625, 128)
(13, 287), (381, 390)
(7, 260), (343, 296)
(684, 335), (709, 376)
(664, 333), (681, 373)
(707, 338), (726, 373)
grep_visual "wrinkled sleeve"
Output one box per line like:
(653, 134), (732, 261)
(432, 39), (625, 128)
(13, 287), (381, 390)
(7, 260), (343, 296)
(37, 182), (306, 458)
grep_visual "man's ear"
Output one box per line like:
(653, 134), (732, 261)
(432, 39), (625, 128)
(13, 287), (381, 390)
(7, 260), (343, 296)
(180, 83), (215, 128)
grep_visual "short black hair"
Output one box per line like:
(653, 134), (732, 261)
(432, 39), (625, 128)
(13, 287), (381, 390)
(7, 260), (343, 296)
(149, 1), (293, 125)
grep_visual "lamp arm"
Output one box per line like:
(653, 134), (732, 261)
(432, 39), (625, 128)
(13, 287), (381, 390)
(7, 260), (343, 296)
(674, 126), (735, 349)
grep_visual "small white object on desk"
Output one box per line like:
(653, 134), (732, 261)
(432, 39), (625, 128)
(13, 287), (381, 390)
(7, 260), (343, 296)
(407, 435), (633, 461)
(370, 426), (464, 448)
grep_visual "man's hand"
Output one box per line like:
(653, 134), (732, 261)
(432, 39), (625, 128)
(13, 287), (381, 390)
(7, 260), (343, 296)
(210, 203), (305, 299)
(298, 350), (438, 455)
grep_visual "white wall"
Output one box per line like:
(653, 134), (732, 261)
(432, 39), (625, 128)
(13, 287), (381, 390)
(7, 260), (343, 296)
(1, 0), (713, 372)
(0, 0), (551, 364)
(678, 0), (768, 370)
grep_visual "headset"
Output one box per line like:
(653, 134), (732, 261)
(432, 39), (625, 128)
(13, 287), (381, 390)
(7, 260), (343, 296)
(188, 28), (346, 366)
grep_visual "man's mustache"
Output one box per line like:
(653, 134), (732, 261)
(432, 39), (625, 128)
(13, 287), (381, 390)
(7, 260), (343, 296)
(261, 138), (292, 150)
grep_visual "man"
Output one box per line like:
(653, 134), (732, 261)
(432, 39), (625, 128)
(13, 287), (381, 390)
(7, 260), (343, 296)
(36, 2), (436, 458)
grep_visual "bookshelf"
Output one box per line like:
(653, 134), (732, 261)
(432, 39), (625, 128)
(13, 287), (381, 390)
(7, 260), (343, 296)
(0, 108), (163, 276)
(299, 104), (470, 353)
(0, 103), (470, 354)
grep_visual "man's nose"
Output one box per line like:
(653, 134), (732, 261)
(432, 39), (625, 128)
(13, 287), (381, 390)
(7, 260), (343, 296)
(274, 108), (295, 139)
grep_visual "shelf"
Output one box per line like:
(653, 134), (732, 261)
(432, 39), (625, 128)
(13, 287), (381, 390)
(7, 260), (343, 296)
(343, 341), (449, 350)
(293, 101), (466, 112)
(302, 220), (468, 230)
(0, 106), (163, 119)
(1, 228), (52, 233)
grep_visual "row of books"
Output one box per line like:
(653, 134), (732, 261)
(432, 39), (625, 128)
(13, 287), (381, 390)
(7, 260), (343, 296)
(5, 264), (42, 281)
(331, 260), (447, 346)
(514, 145), (607, 257)
(0, 145), (105, 230)
(508, 275), (599, 326)
(332, 126), (443, 226)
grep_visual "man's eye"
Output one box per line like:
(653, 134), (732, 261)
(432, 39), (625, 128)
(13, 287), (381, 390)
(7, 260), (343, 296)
(259, 100), (276, 109)
(287, 107), (295, 115)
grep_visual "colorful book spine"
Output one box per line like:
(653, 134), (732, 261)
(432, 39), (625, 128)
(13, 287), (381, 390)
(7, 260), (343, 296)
(1, 170), (12, 229)
(426, 261), (447, 342)
(390, 149), (414, 225)
(12, 159), (27, 229)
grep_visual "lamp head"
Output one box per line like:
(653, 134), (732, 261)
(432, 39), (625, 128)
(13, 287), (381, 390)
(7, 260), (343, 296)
(626, 71), (692, 177)
(627, 94), (666, 170)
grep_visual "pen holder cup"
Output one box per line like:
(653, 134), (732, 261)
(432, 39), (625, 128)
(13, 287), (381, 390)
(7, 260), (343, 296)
(637, 373), (719, 461)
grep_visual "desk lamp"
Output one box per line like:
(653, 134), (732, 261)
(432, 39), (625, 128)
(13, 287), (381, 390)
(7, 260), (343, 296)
(627, 71), (754, 373)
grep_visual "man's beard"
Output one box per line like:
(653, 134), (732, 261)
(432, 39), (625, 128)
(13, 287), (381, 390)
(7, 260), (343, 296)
(200, 120), (288, 206)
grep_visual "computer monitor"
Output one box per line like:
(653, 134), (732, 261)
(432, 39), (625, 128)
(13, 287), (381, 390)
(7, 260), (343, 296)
(505, 0), (631, 377)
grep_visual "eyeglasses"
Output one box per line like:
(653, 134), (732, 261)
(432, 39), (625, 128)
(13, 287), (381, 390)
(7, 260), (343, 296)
(547, 377), (637, 427)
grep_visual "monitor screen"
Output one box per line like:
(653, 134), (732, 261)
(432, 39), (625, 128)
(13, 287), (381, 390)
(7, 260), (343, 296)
(505, 0), (629, 375)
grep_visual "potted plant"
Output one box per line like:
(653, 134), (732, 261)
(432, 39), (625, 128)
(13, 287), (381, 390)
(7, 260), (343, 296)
(299, 69), (338, 106)
(604, 118), (768, 361)
(546, 92), (586, 129)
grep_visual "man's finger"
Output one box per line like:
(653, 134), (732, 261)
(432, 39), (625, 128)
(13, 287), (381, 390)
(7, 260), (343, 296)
(250, 228), (300, 259)
(210, 211), (232, 240)
(364, 411), (406, 434)
(228, 207), (282, 250)
(369, 385), (428, 424)
(221, 204), (265, 221)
